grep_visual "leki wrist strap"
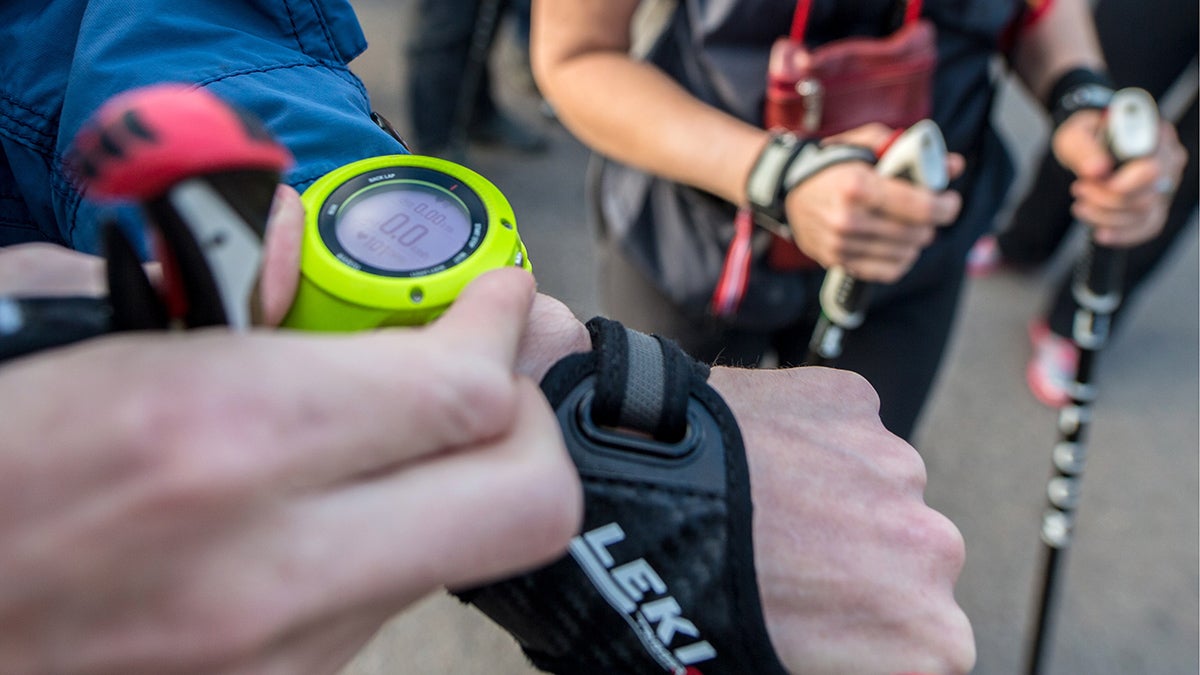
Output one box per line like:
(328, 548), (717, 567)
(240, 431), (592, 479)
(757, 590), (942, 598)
(456, 317), (789, 675)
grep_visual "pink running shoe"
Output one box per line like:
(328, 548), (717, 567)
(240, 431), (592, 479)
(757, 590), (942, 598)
(967, 235), (1003, 278)
(1026, 320), (1079, 408)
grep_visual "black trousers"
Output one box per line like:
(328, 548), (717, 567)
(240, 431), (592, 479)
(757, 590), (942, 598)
(999, 0), (1198, 338)
(406, 0), (529, 152)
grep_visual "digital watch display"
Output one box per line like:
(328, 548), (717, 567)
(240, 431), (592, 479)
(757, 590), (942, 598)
(282, 155), (531, 330)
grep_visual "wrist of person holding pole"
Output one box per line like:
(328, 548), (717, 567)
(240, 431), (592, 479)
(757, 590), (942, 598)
(1050, 82), (1186, 251)
(762, 124), (963, 286)
(740, 121), (964, 366)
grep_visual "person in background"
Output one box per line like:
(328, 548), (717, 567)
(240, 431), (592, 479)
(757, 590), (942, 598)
(530, 0), (1186, 440)
(967, 0), (1197, 406)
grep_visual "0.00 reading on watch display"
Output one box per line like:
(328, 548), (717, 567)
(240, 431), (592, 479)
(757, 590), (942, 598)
(334, 181), (474, 274)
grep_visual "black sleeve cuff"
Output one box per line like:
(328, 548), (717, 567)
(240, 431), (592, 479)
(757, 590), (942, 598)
(1046, 67), (1116, 129)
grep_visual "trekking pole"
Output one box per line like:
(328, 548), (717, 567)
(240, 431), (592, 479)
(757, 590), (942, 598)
(71, 84), (290, 330)
(805, 119), (950, 366)
(2, 85), (290, 363)
(1025, 87), (1160, 675)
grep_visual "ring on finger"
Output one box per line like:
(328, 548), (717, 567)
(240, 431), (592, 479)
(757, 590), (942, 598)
(1153, 176), (1176, 194)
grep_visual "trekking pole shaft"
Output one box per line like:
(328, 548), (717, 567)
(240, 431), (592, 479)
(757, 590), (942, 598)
(807, 268), (870, 365)
(1025, 87), (1158, 675)
(1025, 302), (1106, 675)
(1025, 240), (1122, 674)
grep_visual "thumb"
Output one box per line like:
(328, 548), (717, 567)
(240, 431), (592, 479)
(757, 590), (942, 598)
(256, 184), (305, 326)
(1052, 110), (1114, 180)
(428, 266), (537, 371)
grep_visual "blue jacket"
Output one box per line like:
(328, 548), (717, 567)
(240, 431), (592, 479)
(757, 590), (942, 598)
(0, 0), (405, 253)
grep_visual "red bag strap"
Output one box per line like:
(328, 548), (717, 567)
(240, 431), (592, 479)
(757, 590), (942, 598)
(789, 0), (815, 41)
(790, 0), (923, 42)
(904, 0), (923, 24)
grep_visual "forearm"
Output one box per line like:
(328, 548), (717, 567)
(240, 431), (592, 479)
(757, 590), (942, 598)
(1011, 0), (1106, 104)
(532, 0), (766, 205)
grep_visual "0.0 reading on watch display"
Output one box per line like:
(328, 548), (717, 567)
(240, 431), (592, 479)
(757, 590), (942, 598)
(317, 164), (488, 279)
(335, 182), (472, 273)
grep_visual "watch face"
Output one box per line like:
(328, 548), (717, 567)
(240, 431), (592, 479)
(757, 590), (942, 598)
(317, 166), (487, 277)
(335, 183), (471, 272)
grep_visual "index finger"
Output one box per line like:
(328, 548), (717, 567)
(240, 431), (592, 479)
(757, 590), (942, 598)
(1052, 111), (1114, 180)
(1103, 120), (1183, 195)
(862, 175), (962, 227)
(1076, 156), (1160, 209)
(256, 184), (305, 326)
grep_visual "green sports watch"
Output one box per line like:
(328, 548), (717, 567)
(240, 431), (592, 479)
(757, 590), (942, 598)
(282, 155), (531, 331)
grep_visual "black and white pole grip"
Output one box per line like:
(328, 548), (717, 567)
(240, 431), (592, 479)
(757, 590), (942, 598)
(1073, 88), (1160, 318)
(807, 120), (950, 365)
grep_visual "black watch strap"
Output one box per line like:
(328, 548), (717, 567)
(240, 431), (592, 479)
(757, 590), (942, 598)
(1047, 67), (1116, 129)
(746, 132), (807, 224)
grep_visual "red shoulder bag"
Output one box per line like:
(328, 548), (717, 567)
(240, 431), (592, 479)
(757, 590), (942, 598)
(713, 0), (938, 314)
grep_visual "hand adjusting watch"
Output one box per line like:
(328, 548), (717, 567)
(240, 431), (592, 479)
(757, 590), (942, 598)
(37, 85), (779, 674)
(282, 154), (532, 331)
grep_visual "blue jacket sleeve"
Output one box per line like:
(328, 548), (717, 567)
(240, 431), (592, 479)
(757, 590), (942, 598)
(0, 0), (405, 253)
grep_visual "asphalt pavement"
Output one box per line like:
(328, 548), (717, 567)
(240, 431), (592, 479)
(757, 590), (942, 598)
(339, 3), (1198, 673)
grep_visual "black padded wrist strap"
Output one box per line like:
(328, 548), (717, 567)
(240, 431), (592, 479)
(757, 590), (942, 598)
(586, 317), (706, 442)
(1047, 67), (1116, 129)
(457, 317), (789, 675)
(746, 132), (808, 225)
(746, 132), (877, 233)
(781, 142), (878, 194)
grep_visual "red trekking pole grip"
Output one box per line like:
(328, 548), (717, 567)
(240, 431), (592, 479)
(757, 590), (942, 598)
(69, 83), (293, 200)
